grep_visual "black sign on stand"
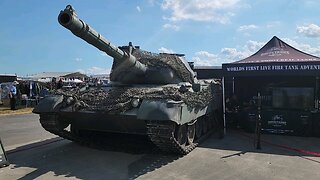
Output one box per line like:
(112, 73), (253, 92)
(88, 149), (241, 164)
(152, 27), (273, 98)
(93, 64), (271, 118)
(254, 93), (262, 150)
(0, 138), (9, 167)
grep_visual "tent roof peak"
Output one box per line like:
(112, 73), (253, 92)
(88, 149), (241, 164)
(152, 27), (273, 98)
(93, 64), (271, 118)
(230, 36), (320, 64)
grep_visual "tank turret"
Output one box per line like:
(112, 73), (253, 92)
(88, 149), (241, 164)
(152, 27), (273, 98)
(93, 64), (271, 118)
(58, 5), (195, 84)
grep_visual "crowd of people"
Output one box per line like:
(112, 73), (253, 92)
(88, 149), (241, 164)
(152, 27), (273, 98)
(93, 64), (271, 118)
(0, 78), (87, 111)
(0, 75), (110, 109)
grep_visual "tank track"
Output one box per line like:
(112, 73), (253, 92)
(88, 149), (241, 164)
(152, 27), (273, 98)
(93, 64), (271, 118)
(146, 118), (216, 155)
(39, 114), (220, 155)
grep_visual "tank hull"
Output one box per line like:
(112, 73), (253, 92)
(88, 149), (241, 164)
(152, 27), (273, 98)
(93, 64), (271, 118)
(34, 97), (211, 134)
(60, 111), (147, 135)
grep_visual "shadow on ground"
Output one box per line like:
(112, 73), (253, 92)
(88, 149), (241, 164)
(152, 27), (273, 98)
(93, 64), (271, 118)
(200, 129), (320, 161)
(5, 136), (180, 180)
(4, 129), (320, 179)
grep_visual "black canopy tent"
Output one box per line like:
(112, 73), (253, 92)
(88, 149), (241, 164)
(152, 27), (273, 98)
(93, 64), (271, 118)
(223, 36), (320, 76)
(222, 36), (320, 135)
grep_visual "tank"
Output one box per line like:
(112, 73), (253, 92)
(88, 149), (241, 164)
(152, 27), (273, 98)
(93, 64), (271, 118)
(33, 5), (223, 154)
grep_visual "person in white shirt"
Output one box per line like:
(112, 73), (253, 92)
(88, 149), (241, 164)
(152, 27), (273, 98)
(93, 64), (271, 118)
(9, 81), (18, 110)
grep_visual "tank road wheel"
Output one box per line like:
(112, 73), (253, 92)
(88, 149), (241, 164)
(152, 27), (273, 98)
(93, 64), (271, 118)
(195, 119), (203, 139)
(187, 123), (196, 144)
(174, 124), (187, 146)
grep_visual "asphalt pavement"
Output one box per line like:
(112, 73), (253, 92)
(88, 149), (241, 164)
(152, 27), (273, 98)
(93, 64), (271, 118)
(0, 113), (319, 180)
(0, 113), (56, 151)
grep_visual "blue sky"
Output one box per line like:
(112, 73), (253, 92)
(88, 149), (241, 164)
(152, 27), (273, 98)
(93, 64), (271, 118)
(1, 0), (320, 76)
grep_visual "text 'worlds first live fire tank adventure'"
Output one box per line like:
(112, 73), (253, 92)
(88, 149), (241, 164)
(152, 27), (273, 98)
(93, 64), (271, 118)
(33, 5), (223, 154)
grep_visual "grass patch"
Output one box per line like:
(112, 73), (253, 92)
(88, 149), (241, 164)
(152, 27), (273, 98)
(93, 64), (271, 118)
(0, 106), (34, 116)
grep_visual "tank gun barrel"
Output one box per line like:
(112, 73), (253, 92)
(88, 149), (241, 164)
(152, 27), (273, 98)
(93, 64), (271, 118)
(58, 5), (146, 75)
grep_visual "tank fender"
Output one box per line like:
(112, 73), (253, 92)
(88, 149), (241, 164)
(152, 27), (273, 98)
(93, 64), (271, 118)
(33, 95), (64, 114)
(137, 100), (182, 124)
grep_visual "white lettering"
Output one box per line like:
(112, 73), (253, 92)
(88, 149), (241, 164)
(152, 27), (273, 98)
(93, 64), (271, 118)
(227, 67), (245, 72)
(245, 66), (259, 71)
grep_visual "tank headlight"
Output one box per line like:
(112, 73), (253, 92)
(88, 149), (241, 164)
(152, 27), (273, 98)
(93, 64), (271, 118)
(66, 97), (74, 105)
(131, 98), (140, 108)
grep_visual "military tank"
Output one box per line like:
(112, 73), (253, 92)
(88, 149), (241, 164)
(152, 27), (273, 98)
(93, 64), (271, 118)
(33, 5), (223, 154)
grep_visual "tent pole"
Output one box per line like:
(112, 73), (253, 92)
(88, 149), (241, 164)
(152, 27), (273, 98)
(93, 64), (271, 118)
(232, 77), (235, 94)
(316, 77), (319, 109)
(222, 77), (226, 135)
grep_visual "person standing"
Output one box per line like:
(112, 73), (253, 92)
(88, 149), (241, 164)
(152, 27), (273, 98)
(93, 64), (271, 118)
(9, 81), (18, 110)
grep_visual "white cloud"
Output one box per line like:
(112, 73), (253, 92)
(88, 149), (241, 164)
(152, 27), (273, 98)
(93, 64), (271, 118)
(221, 48), (246, 60)
(245, 40), (265, 52)
(158, 47), (176, 53)
(192, 51), (218, 66)
(77, 67), (111, 75)
(282, 38), (320, 56)
(195, 51), (217, 59)
(221, 40), (264, 61)
(297, 24), (320, 38)
(162, 23), (180, 31)
(191, 40), (264, 65)
(161, 0), (241, 24)
(192, 57), (213, 66)
(136, 6), (141, 12)
(75, 57), (83, 62)
(237, 24), (258, 31)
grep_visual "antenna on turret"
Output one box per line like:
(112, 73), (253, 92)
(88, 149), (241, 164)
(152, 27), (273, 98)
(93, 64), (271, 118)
(129, 42), (133, 54)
